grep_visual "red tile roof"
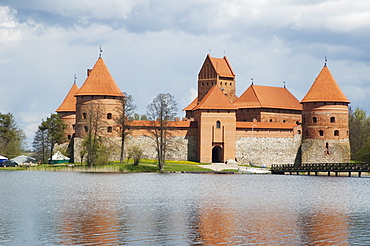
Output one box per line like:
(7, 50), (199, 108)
(209, 55), (235, 78)
(193, 85), (238, 110)
(301, 66), (350, 103)
(183, 97), (198, 111)
(234, 85), (302, 110)
(56, 83), (79, 112)
(74, 58), (123, 97)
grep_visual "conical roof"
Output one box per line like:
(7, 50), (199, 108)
(234, 85), (301, 110)
(74, 58), (123, 97)
(56, 82), (79, 112)
(193, 85), (237, 110)
(301, 66), (349, 103)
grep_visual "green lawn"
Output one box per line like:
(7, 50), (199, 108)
(23, 159), (213, 173)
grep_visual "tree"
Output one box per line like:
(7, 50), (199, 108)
(0, 113), (25, 158)
(349, 107), (370, 158)
(33, 114), (66, 163)
(32, 127), (50, 163)
(84, 102), (104, 167)
(146, 93), (178, 171)
(127, 145), (143, 165)
(115, 92), (137, 163)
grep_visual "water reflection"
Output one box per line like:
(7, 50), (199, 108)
(1, 172), (370, 245)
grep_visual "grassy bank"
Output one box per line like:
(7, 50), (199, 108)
(24, 159), (213, 173)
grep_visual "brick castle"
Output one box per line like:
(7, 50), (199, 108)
(56, 54), (350, 166)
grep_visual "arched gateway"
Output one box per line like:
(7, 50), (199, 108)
(212, 146), (223, 163)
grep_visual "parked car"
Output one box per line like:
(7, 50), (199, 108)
(0, 160), (18, 167)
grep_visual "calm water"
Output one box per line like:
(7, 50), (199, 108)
(0, 171), (370, 245)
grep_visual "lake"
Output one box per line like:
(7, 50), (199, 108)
(0, 171), (370, 245)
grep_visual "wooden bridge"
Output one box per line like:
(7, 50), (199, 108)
(270, 163), (370, 177)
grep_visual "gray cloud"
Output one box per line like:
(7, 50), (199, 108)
(1, 1), (370, 148)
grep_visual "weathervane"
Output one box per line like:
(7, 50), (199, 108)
(209, 49), (211, 55)
(251, 77), (254, 85)
(283, 81), (286, 88)
(99, 46), (103, 58)
(324, 56), (327, 67)
(74, 74), (77, 84)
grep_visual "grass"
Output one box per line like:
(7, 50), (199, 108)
(22, 159), (213, 173)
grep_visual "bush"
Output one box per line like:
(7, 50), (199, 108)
(127, 146), (143, 166)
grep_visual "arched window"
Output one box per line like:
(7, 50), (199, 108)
(334, 130), (339, 136)
(330, 117), (335, 123)
(319, 130), (324, 136)
(84, 126), (88, 132)
(269, 119), (273, 122)
(107, 113), (112, 119)
(283, 120), (286, 123)
(83, 113), (87, 119)
(216, 121), (221, 129)
(313, 117), (317, 123)
(298, 130), (301, 134)
(68, 135), (71, 140)
(107, 126), (112, 132)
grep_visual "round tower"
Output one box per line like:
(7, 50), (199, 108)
(300, 64), (350, 163)
(56, 81), (79, 140)
(74, 57), (123, 139)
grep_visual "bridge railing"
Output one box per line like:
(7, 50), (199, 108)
(270, 163), (370, 172)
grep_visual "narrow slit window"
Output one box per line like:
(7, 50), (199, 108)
(216, 121), (221, 129)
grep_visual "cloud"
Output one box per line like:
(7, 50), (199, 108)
(1, 1), (370, 148)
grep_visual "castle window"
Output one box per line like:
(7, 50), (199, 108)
(269, 119), (273, 122)
(84, 126), (88, 132)
(283, 120), (286, 123)
(216, 121), (221, 129)
(330, 117), (335, 123)
(107, 113), (112, 119)
(68, 135), (71, 140)
(220, 82), (222, 86)
(313, 117), (317, 123)
(107, 126), (112, 132)
(83, 113), (87, 119)
(298, 130), (301, 134)
(230, 83), (232, 86)
(334, 130), (339, 136)
(72, 124), (75, 130)
(319, 130), (324, 136)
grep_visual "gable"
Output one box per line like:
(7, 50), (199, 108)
(234, 85), (302, 110)
(193, 85), (237, 110)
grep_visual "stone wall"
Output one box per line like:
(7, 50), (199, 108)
(73, 135), (198, 163)
(301, 139), (351, 163)
(236, 135), (302, 166)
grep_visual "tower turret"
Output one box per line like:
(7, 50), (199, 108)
(56, 81), (79, 140)
(300, 65), (350, 163)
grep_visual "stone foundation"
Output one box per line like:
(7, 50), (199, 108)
(301, 139), (351, 164)
(236, 135), (302, 166)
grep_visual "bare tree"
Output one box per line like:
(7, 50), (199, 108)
(146, 93), (178, 171)
(115, 92), (137, 163)
(84, 102), (104, 167)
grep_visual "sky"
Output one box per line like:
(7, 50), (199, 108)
(1, 0), (370, 148)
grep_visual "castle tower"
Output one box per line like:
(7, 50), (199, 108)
(74, 57), (123, 138)
(192, 86), (237, 163)
(198, 54), (237, 103)
(56, 81), (79, 140)
(300, 64), (350, 163)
